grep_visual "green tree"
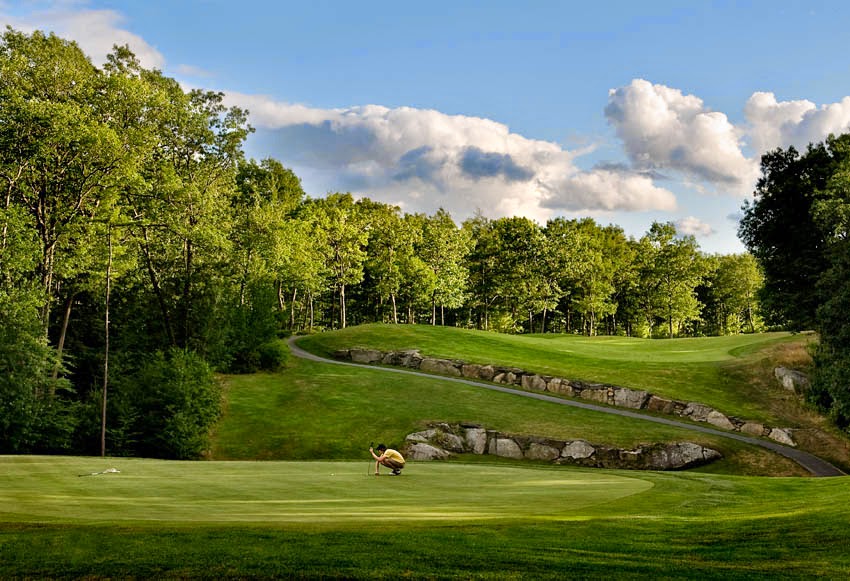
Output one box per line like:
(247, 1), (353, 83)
(419, 209), (471, 325)
(0, 29), (138, 335)
(637, 222), (706, 337)
(739, 142), (839, 330)
(486, 217), (555, 333)
(304, 193), (369, 329)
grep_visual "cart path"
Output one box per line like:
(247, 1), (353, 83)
(288, 337), (845, 477)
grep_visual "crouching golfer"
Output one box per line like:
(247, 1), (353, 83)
(370, 444), (405, 476)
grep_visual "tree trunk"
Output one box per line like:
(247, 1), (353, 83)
(277, 280), (285, 311)
(239, 247), (252, 306)
(391, 293), (398, 324)
(101, 226), (112, 458)
(140, 227), (176, 347)
(51, 292), (75, 385)
(340, 284), (346, 329)
(181, 238), (193, 347)
(290, 288), (298, 329)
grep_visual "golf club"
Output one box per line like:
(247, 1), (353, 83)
(368, 441), (374, 476)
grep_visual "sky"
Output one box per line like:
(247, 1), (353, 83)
(4, 1), (850, 253)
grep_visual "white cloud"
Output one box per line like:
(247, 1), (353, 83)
(226, 92), (678, 221)
(675, 216), (715, 238)
(0, 3), (165, 69)
(745, 91), (850, 153)
(605, 79), (759, 193)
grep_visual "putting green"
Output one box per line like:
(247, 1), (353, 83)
(0, 456), (652, 525)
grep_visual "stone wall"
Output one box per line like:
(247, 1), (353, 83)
(334, 347), (797, 446)
(404, 422), (722, 471)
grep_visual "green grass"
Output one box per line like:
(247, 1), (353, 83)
(2, 456), (849, 579)
(211, 351), (802, 476)
(7, 325), (850, 578)
(297, 324), (814, 423)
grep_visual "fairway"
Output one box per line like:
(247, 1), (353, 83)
(0, 456), (652, 525)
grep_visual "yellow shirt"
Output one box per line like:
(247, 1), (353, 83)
(383, 448), (405, 464)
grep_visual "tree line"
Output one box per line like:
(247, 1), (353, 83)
(740, 133), (850, 434)
(0, 29), (765, 458)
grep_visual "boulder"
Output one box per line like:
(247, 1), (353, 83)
(521, 374), (548, 392)
(525, 442), (561, 461)
(461, 363), (484, 379)
(546, 377), (572, 395)
(579, 388), (609, 404)
(683, 402), (714, 422)
(648, 442), (721, 470)
(332, 349), (351, 360)
(398, 350), (423, 368)
(476, 365), (496, 381)
(740, 422), (766, 436)
(405, 428), (438, 443)
(464, 428), (488, 455)
(614, 388), (650, 409)
(774, 367), (810, 394)
(349, 349), (384, 364)
(406, 443), (451, 461)
(435, 431), (466, 453)
(768, 428), (796, 446)
(561, 440), (596, 459)
(706, 410), (736, 431)
(419, 358), (462, 376)
(646, 395), (676, 414)
(490, 438), (523, 459)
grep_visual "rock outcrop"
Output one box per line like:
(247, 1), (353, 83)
(403, 423), (722, 471)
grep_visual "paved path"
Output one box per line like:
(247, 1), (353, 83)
(288, 337), (845, 477)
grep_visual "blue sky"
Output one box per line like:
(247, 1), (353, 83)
(4, 1), (850, 253)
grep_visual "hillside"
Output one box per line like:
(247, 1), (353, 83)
(212, 324), (850, 475)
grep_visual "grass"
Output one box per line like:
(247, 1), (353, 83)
(210, 351), (804, 476)
(7, 325), (850, 578)
(2, 456), (849, 579)
(297, 324), (817, 424)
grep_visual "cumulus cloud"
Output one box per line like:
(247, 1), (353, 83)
(0, 3), (165, 69)
(675, 216), (715, 238)
(225, 92), (678, 220)
(745, 91), (850, 153)
(605, 79), (759, 192)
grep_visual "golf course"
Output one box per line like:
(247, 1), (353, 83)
(4, 325), (850, 578)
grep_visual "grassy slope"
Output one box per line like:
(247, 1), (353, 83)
(297, 324), (811, 422)
(211, 345), (803, 476)
(294, 324), (849, 470)
(2, 456), (849, 579)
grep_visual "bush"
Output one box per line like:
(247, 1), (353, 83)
(258, 340), (287, 371)
(124, 349), (222, 459)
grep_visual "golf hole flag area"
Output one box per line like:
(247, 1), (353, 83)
(0, 456), (652, 525)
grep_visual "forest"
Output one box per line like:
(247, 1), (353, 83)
(2, 28), (847, 458)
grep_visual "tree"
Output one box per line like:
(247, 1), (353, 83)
(703, 253), (763, 334)
(419, 209), (471, 325)
(739, 142), (838, 330)
(0, 29), (138, 336)
(360, 200), (418, 324)
(637, 222), (706, 337)
(304, 193), (369, 329)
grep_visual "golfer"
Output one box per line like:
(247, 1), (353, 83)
(370, 444), (405, 476)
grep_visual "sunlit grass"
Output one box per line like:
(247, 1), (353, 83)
(297, 324), (815, 422)
(2, 455), (849, 578)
